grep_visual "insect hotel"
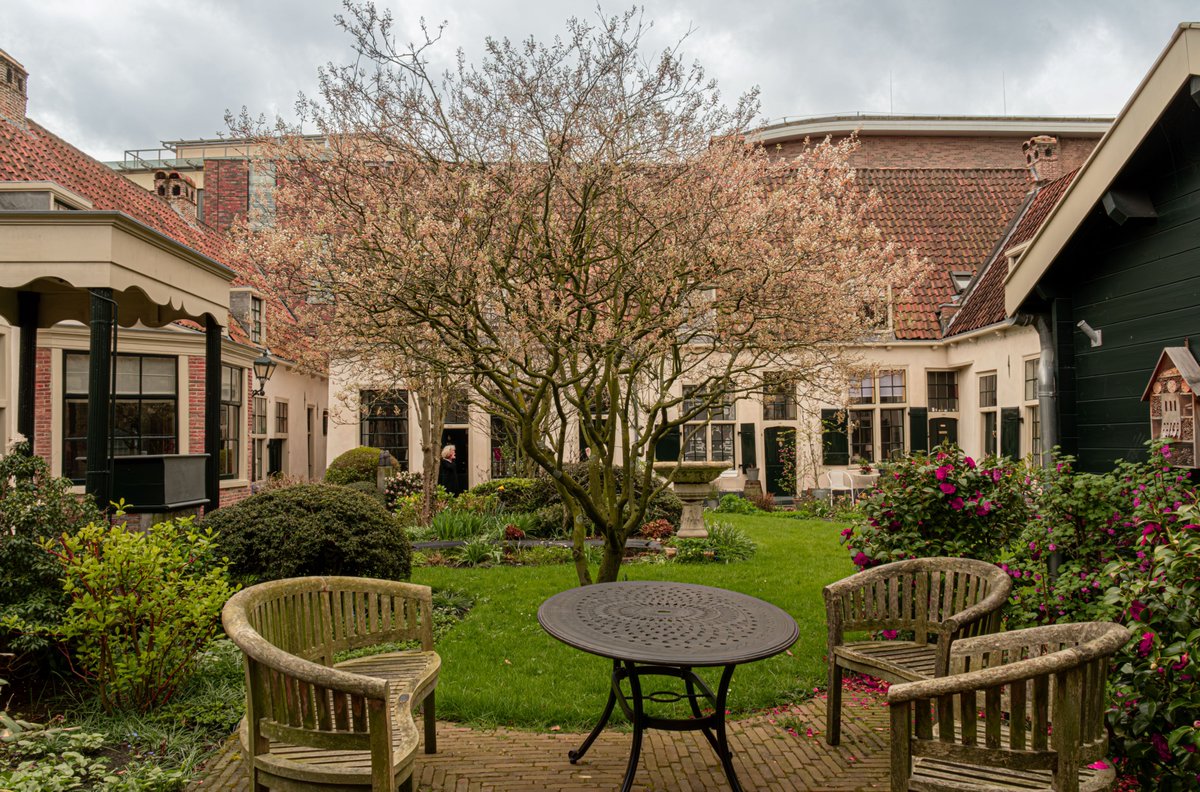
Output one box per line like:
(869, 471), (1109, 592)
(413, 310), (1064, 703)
(1142, 347), (1200, 467)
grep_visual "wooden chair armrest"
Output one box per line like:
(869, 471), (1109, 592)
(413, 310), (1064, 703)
(942, 577), (1012, 636)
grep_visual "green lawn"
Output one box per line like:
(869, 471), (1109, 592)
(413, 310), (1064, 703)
(412, 514), (852, 730)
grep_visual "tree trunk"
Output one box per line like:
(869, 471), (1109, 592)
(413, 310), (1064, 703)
(596, 529), (624, 583)
(570, 504), (593, 586)
(413, 382), (447, 526)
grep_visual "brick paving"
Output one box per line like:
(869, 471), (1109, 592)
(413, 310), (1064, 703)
(187, 685), (890, 791)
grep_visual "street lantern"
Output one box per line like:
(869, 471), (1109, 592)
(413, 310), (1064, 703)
(251, 348), (277, 396)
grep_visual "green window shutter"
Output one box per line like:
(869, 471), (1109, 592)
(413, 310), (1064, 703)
(739, 422), (757, 471)
(821, 409), (849, 466)
(654, 425), (681, 462)
(908, 407), (928, 452)
(1001, 407), (1021, 459)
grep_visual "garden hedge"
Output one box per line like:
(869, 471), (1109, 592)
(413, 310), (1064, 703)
(325, 446), (383, 485)
(201, 483), (411, 582)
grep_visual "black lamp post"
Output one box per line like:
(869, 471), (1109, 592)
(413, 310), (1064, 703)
(251, 348), (277, 396)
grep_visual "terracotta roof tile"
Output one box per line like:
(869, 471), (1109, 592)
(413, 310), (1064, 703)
(0, 117), (228, 261)
(856, 168), (1032, 340)
(0, 116), (311, 365)
(945, 169), (1078, 336)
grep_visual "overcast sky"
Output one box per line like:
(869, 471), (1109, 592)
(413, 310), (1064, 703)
(7, 1), (1199, 161)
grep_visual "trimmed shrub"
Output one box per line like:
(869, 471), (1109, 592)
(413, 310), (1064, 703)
(343, 480), (386, 504)
(201, 484), (411, 583)
(324, 446), (383, 486)
(468, 477), (540, 511)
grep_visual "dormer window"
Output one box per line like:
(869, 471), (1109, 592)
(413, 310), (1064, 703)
(950, 271), (972, 294)
(250, 296), (263, 344)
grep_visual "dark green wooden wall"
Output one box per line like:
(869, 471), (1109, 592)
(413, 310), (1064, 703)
(1040, 87), (1200, 471)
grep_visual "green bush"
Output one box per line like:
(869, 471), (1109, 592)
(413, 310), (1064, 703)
(430, 509), (499, 541)
(468, 478), (540, 511)
(0, 444), (102, 669)
(1102, 509), (1200, 790)
(34, 517), (234, 712)
(201, 484), (412, 583)
(324, 446), (383, 485)
(383, 471), (424, 507)
(526, 463), (682, 528)
(846, 443), (1033, 570)
(343, 480), (385, 504)
(671, 521), (756, 564)
(714, 494), (759, 514)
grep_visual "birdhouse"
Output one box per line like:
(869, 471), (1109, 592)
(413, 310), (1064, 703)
(1141, 347), (1200, 467)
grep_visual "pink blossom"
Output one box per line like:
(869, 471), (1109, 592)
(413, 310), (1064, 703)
(939, 482), (957, 495)
(1161, 445), (1172, 458)
(1138, 631), (1155, 658)
(964, 456), (976, 469)
(882, 630), (898, 640)
(935, 465), (952, 481)
(949, 497), (964, 511)
(852, 551), (870, 568)
(975, 501), (992, 516)
(992, 469), (1002, 482)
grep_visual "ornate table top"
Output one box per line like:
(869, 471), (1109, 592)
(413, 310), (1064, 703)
(538, 581), (798, 667)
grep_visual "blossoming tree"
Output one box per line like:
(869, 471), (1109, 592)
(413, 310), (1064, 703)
(235, 5), (925, 584)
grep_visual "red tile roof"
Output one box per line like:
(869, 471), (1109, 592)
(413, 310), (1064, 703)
(857, 168), (1032, 339)
(0, 115), (310, 364)
(0, 117), (228, 261)
(945, 169), (1078, 336)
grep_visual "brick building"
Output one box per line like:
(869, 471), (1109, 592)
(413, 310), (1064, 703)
(0, 46), (327, 510)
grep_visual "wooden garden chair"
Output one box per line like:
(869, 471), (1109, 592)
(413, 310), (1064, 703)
(887, 621), (1131, 792)
(823, 557), (1012, 745)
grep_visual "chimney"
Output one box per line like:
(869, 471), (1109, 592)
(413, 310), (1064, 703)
(1023, 135), (1063, 185)
(158, 170), (198, 220)
(0, 48), (28, 125)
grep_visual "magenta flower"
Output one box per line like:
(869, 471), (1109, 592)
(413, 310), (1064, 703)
(1152, 732), (1171, 762)
(1128, 600), (1147, 621)
(965, 456), (976, 469)
(935, 465), (952, 481)
(852, 551), (870, 568)
(1138, 631), (1155, 657)
(975, 501), (992, 516)
(949, 497), (964, 511)
(939, 482), (956, 495)
(882, 630), (898, 640)
(1161, 445), (1172, 458)
(992, 469), (1002, 482)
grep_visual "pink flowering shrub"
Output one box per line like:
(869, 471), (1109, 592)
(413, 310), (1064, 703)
(1101, 495), (1200, 790)
(843, 443), (1032, 568)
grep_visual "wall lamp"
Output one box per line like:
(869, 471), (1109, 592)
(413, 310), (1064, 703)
(251, 348), (278, 396)
(1077, 320), (1103, 348)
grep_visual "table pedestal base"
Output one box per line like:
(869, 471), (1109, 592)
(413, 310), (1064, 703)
(568, 660), (741, 792)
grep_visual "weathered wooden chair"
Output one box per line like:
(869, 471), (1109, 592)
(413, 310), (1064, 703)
(887, 622), (1131, 792)
(824, 557), (1012, 745)
(222, 576), (441, 792)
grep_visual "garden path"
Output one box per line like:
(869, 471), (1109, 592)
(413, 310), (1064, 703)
(187, 683), (889, 791)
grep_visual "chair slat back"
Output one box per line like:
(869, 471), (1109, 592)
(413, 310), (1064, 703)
(889, 622), (1130, 792)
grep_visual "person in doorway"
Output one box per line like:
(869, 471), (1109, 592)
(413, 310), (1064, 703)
(438, 444), (459, 492)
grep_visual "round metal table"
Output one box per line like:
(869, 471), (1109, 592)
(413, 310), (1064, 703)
(538, 581), (799, 792)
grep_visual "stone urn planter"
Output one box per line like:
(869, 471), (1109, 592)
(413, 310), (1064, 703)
(653, 461), (732, 539)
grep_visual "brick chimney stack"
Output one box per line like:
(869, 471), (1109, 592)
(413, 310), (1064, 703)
(0, 48), (28, 125)
(155, 170), (199, 221)
(1023, 135), (1063, 185)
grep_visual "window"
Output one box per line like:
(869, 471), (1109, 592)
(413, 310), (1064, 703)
(879, 370), (906, 404)
(360, 390), (408, 470)
(1024, 358), (1042, 465)
(445, 390), (470, 425)
(849, 373), (874, 405)
(849, 410), (874, 463)
(219, 365), (242, 479)
(927, 371), (959, 412)
(979, 373), (998, 457)
(251, 396), (267, 482)
(762, 373), (796, 421)
(249, 296), (263, 344)
(63, 353), (177, 482)
(275, 400), (289, 435)
(880, 408), (905, 460)
(838, 371), (907, 464)
(682, 384), (735, 463)
(490, 415), (518, 478)
(1024, 358), (1038, 402)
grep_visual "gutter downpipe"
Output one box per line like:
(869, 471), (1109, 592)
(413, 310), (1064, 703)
(1015, 312), (1058, 462)
(1016, 310), (1061, 577)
